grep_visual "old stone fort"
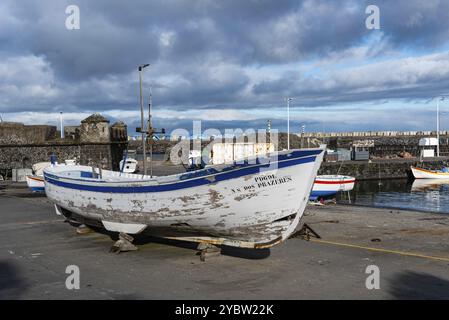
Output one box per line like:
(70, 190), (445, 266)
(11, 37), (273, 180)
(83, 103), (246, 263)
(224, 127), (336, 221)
(0, 113), (127, 177)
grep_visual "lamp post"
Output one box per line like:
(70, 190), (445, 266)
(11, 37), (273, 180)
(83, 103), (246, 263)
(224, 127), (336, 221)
(285, 97), (293, 150)
(301, 124), (305, 149)
(434, 96), (447, 158)
(59, 112), (64, 139)
(437, 98), (440, 157)
(138, 64), (150, 176)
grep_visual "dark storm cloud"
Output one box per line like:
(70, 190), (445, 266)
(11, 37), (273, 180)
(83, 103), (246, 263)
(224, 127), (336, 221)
(2, 0), (449, 119)
(6, 0), (449, 80)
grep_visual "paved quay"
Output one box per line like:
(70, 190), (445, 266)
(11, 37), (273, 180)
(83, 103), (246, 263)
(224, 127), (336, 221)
(0, 183), (448, 299)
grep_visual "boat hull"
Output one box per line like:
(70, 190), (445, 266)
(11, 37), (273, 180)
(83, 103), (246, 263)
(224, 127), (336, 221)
(26, 175), (45, 192)
(310, 175), (355, 200)
(44, 149), (324, 248)
(411, 166), (449, 179)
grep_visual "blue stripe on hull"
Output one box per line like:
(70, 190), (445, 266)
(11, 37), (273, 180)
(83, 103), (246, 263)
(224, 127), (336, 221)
(30, 187), (45, 192)
(309, 190), (338, 200)
(45, 152), (319, 193)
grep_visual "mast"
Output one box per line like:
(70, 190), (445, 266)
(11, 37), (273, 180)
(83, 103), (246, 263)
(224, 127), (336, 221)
(138, 64), (149, 176)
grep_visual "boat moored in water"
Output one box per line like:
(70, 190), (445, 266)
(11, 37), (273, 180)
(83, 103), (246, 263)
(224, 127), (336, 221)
(411, 166), (449, 179)
(310, 174), (356, 201)
(44, 149), (324, 249)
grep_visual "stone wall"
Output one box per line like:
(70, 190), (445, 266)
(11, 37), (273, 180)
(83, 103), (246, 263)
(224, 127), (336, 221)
(0, 122), (57, 144)
(319, 158), (449, 180)
(0, 113), (128, 178)
(0, 142), (127, 178)
(306, 135), (449, 158)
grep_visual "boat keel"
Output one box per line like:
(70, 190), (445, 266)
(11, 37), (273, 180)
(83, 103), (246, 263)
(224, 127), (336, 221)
(102, 220), (147, 234)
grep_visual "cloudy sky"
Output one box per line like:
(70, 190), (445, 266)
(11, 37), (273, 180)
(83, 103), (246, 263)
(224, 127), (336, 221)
(1, 0), (449, 135)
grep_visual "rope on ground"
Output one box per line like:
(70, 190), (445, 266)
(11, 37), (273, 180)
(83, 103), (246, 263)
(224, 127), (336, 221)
(309, 238), (449, 263)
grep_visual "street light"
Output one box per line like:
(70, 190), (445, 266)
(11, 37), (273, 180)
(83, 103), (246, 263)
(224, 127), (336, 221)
(138, 64), (150, 176)
(300, 124), (305, 149)
(285, 97), (293, 150)
(59, 112), (64, 139)
(436, 96), (446, 157)
(430, 95), (449, 157)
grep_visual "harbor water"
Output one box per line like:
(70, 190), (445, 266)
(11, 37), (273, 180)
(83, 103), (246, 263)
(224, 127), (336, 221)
(351, 179), (449, 214)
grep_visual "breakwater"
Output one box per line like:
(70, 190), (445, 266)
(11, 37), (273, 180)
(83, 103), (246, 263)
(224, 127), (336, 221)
(319, 158), (449, 180)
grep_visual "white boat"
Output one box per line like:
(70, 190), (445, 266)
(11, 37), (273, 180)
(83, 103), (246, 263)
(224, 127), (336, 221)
(26, 160), (76, 192)
(44, 149), (324, 249)
(25, 162), (50, 192)
(310, 175), (356, 201)
(32, 162), (52, 176)
(25, 175), (45, 192)
(119, 158), (138, 173)
(411, 166), (449, 179)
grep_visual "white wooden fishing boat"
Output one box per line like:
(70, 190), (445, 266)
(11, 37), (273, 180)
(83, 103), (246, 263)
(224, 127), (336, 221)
(411, 166), (449, 179)
(310, 175), (355, 200)
(25, 160), (76, 193)
(26, 175), (45, 192)
(25, 162), (50, 192)
(44, 149), (324, 250)
(32, 162), (52, 176)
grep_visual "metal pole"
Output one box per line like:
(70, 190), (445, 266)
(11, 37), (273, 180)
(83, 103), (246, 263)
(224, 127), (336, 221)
(286, 98), (292, 150)
(437, 98), (440, 157)
(301, 124), (305, 149)
(139, 68), (146, 176)
(60, 112), (64, 139)
(287, 99), (290, 150)
(149, 87), (153, 178)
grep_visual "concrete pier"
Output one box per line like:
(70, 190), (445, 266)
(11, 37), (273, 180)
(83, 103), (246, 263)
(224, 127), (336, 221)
(0, 183), (448, 299)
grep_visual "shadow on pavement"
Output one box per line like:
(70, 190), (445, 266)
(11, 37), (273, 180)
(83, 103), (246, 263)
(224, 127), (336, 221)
(0, 261), (28, 299)
(389, 270), (449, 299)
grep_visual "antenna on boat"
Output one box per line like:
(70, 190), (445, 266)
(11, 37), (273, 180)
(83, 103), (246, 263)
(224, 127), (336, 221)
(143, 85), (166, 178)
(149, 87), (153, 178)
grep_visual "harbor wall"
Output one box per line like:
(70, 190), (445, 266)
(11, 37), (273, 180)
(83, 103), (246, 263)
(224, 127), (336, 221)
(0, 122), (57, 144)
(318, 158), (449, 180)
(0, 142), (127, 175)
(0, 113), (128, 177)
(299, 131), (449, 158)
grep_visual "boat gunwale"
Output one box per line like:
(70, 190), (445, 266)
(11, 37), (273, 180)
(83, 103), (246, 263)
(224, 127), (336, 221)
(411, 166), (449, 176)
(26, 175), (45, 182)
(314, 179), (355, 184)
(44, 150), (323, 187)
